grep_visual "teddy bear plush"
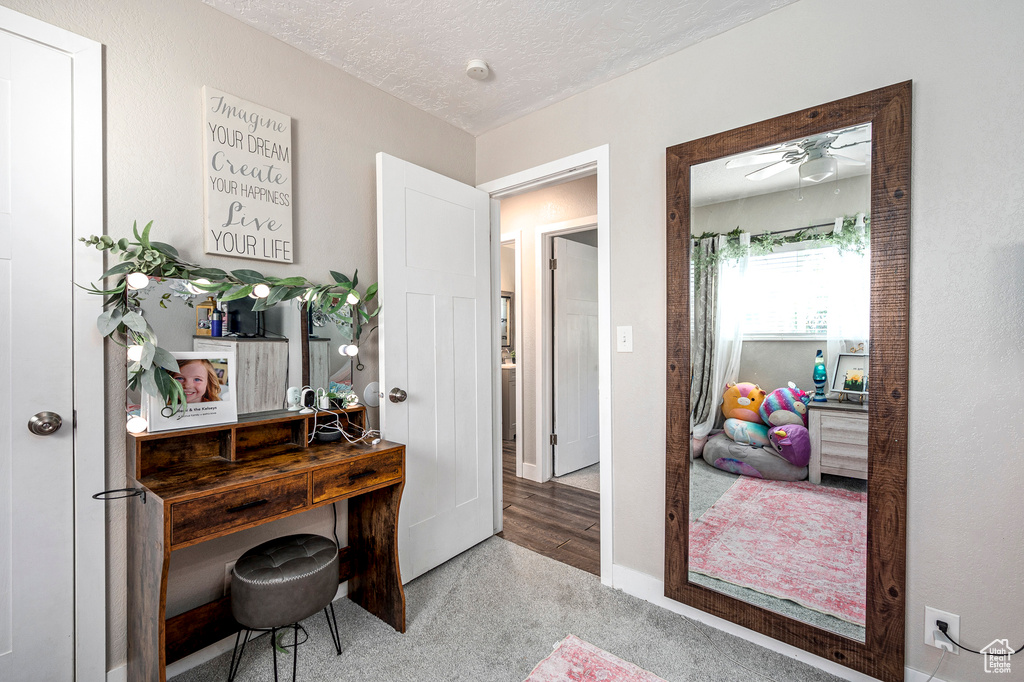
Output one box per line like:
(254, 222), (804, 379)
(720, 382), (766, 423)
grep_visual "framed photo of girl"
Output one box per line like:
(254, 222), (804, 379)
(142, 351), (238, 432)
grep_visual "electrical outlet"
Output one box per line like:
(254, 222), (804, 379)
(223, 560), (237, 597)
(925, 606), (960, 655)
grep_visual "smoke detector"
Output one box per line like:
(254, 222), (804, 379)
(466, 59), (489, 81)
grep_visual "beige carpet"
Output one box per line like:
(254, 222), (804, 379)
(553, 462), (599, 492)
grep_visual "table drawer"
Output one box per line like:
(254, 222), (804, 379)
(819, 414), (868, 446)
(313, 450), (403, 503)
(820, 440), (868, 478)
(171, 473), (308, 546)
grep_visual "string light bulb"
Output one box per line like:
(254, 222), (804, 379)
(339, 344), (359, 357)
(127, 345), (144, 363)
(346, 291), (359, 305)
(252, 283), (271, 299)
(126, 272), (150, 290)
(126, 416), (148, 434)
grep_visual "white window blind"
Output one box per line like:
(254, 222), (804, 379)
(743, 246), (837, 339)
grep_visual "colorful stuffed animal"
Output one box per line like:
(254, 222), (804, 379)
(759, 382), (811, 427)
(721, 382), (766, 423)
(768, 424), (812, 468)
(723, 418), (771, 447)
(702, 433), (807, 482)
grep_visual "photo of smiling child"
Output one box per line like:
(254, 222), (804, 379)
(172, 358), (227, 403)
(143, 351), (237, 432)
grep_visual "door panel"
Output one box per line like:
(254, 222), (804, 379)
(377, 153), (493, 583)
(553, 237), (599, 476)
(0, 31), (75, 680)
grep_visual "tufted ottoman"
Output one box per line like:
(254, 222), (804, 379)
(227, 534), (343, 681)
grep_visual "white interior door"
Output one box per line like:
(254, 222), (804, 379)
(552, 237), (599, 476)
(0, 30), (76, 680)
(376, 153), (494, 584)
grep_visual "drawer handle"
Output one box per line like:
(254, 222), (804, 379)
(349, 470), (376, 481)
(226, 499), (269, 514)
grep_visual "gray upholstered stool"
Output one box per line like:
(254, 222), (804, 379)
(227, 534), (342, 682)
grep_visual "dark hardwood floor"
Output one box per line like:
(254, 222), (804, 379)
(497, 440), (600, 576)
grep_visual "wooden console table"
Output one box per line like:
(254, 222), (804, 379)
(126, 408), (405, 682)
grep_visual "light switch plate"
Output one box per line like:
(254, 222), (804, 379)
(617, 326), (633, 352)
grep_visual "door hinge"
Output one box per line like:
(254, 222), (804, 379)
(550, 433), (557, 445)
(549, 258), (557, 270)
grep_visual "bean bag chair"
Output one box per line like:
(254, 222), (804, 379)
(702, 433), (807, 482)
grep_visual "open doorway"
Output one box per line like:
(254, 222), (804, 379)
(486, 169), (605, 577)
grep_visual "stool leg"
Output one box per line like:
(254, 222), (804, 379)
(324, 603), (342, 655)
(271, 627), (279, 682)
(227, 628), (250, 682)
(292, 623), (299, 682)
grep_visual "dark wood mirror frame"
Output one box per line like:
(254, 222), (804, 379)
(665, 82), (911, 682)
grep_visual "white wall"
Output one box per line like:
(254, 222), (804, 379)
(4, 0), (474, 670)
(477, 1), (1024, 678)
(499, 175), (597, 469)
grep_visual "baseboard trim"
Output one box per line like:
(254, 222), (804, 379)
(610, 564), (944, 682)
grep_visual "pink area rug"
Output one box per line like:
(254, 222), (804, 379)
(690, 477), (867, 625)
(524, 635), (667, 682)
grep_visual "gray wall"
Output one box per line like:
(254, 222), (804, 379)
(477, 0), (1024, 678)
(4, 0), (475, 669)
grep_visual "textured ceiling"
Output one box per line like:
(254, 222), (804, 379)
(202, 0), (797, 135)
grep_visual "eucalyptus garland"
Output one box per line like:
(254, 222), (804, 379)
(691, 214), (870, 292)
(80, 221), (380, 415)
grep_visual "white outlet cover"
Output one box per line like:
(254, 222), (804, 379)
(617, 325), (633, 353)
(925, 606), (960, 655)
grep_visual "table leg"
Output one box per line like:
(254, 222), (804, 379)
(347, 480), (406, 632)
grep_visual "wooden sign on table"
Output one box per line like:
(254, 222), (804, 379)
(202, 86), (293, 263)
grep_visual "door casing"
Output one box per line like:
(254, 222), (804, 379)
(478, 145), (612, 586)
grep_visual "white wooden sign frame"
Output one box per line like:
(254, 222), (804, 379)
(202, 86), (294, 263)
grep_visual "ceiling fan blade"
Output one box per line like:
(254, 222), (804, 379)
(831, 153), (866, 166)
(726, 150), (790, 169)
(745, 160), (793, 181)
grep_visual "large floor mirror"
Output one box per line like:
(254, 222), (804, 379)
(665, 82), (910, 682)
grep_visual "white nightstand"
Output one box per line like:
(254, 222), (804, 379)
(807, 400), (868, 484)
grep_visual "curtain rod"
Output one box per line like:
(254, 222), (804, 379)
(693, 221), (836, 240)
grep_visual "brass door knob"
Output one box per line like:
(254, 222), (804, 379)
(388, 388), (408, 403)
(28, 411), (63, 436)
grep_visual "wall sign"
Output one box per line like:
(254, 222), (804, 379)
(202, 86), (293, 263)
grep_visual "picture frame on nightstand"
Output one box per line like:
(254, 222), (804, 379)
(831, 352), (868, 399)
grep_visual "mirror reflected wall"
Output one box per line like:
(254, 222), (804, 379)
(129, 279), (354, 415)
(665, 83), (911, 682)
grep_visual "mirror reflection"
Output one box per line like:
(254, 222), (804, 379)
(128, 278), (354, 416)
(688, 124), (871, 641)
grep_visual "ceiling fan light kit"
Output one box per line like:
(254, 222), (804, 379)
(799, 155), (838, 183)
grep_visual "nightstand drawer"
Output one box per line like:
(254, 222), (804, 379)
(171, 473), (309, 546)
(819, 414), (868, 445)
(820, 440), (869, 476)
(313, 450), (403, 503)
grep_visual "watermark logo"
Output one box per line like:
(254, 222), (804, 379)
(982, 639), (1013, 674)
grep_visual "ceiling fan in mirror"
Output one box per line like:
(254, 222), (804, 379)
(725, 123), (870, 183)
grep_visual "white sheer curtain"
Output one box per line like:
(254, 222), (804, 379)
(824, 225), (870, 396)
(692, 233), (750, 439)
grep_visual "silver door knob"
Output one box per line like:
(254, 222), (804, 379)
(389, 388), (407, 403)
(28, 411), (63, 436)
